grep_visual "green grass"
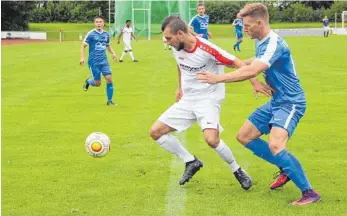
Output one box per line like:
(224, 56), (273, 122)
(2, 35), (347, 216)
(29, 22), (343, 40)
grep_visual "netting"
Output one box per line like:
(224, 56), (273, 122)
(112, 0), (198, 39)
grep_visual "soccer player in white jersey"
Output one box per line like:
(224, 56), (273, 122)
(149, 16), (271, 188)
(117, 20), (138, 62)
(197, 3), (320, 205)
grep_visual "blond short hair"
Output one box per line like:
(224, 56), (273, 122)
(239, 3), (269, 23)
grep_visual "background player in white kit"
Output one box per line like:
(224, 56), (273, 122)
(150, 16), (271, 188)
(117, 20), (138, 62)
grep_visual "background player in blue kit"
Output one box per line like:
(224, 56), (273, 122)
(197, 3), (321, 206)
(232, 13), (243, 51)
(188, 3), (212, 40)
(80, 16), (118, 106)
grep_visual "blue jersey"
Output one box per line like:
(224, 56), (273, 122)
(322, 19), (329, 27)
(84, 29), (110, 65)
(232, 18), (243, 33)
(255, 31), (306, 106)
(189, 15), (209, 40)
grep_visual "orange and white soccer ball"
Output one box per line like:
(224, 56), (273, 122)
(85, 132), (110, 157)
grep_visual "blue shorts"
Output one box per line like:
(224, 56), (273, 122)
(236, 32), (243, 39)
(248, 102), (306, 137)
(88, 64), (111, 81)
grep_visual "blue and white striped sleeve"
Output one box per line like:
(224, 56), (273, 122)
(256, 34), (282, 67)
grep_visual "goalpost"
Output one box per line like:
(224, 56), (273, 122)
(113, 0), (198, 40)
(342, 11), (347, 29)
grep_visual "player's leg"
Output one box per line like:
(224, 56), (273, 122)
(196, 101), (252, 189)
(150, 101), (202, 185)
(104, 74), (115, 106)
(238, 103), (277, 164)
(237, 103), (291, 189)
(119, 43), (128, 62)
(126, 42), (138, 62)
(233, 33), (239, 51)
(237, 34), (243, 51)
(84, 65), (101, 91)
(268, 106), (320, 205)
(164, 41), (167, 50)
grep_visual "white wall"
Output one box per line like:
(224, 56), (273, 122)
(1, 31), (47, 40)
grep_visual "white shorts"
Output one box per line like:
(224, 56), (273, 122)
(158, 98), (223, 133)
(324, 26), (330, 31)
(123, 41), (132, 51)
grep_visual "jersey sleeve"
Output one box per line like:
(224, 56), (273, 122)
(256, 36), (282, 67)
(189, 18), (199, 32)
(83, 31), (93, 45)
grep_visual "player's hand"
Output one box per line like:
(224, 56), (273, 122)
(112, 53), (118, 62)
(252, 80), (274, 98)
(175, 88), (183, 102)
(196, 72), (218, 84)
(208, 32), (212, 38)
(80, 58), (85, 66)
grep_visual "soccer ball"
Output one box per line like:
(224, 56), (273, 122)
(85, 132), (110, 157)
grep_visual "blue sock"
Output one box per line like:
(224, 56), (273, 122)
(87, 78), (95, 86)
(274, 149), (312, 192)
(106, 82), (113, 101)
(237, 41), (242, 50)
(234, 41), (239, 48)
(245, 138), (277, 165)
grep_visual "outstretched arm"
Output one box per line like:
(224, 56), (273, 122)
(117, 32), (123, 43)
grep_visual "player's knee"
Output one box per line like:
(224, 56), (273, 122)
(204, 136), (219, 148)
(236, 132), (249, 145)
(149, 127), (163, 140)
(269, 143), (281, 155)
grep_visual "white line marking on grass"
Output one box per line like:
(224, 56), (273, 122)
(164, 132), (187, 216)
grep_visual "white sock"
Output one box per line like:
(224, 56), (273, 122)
(156, 134), (195, 163)
(214, 139), (240, 172)
(129, 51), (135, 61)
(164, 43), (167, 49)
(120, 51), (127, 60)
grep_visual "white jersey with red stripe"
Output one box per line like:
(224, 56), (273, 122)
(173, 37), (235, 102)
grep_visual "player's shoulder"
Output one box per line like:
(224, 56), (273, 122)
(86, 29), (96, 36)
(197, 37), (225, 56)
(204, 14), (209, 19)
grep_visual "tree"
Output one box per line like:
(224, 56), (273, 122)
(1, 1), (37, 31)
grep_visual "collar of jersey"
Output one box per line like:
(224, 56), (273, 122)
(258, 30), (274, 45)
(197, 14), (206, 18)
(94, 29), (104, 34)
(184, 37), (200, 53)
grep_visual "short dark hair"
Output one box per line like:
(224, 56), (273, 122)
(126, 20), (131, 23)
(197, 3), (205, 8)
(161, 15), (188, 34)
(94, 16), (104, 21)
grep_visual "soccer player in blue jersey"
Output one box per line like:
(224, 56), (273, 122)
(197, 3), (321, 206)
(322, 16), (330, 37)
(189, 3), (212, 40)
(80, 16), (118, 106)
(232, 13), (243, 51)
